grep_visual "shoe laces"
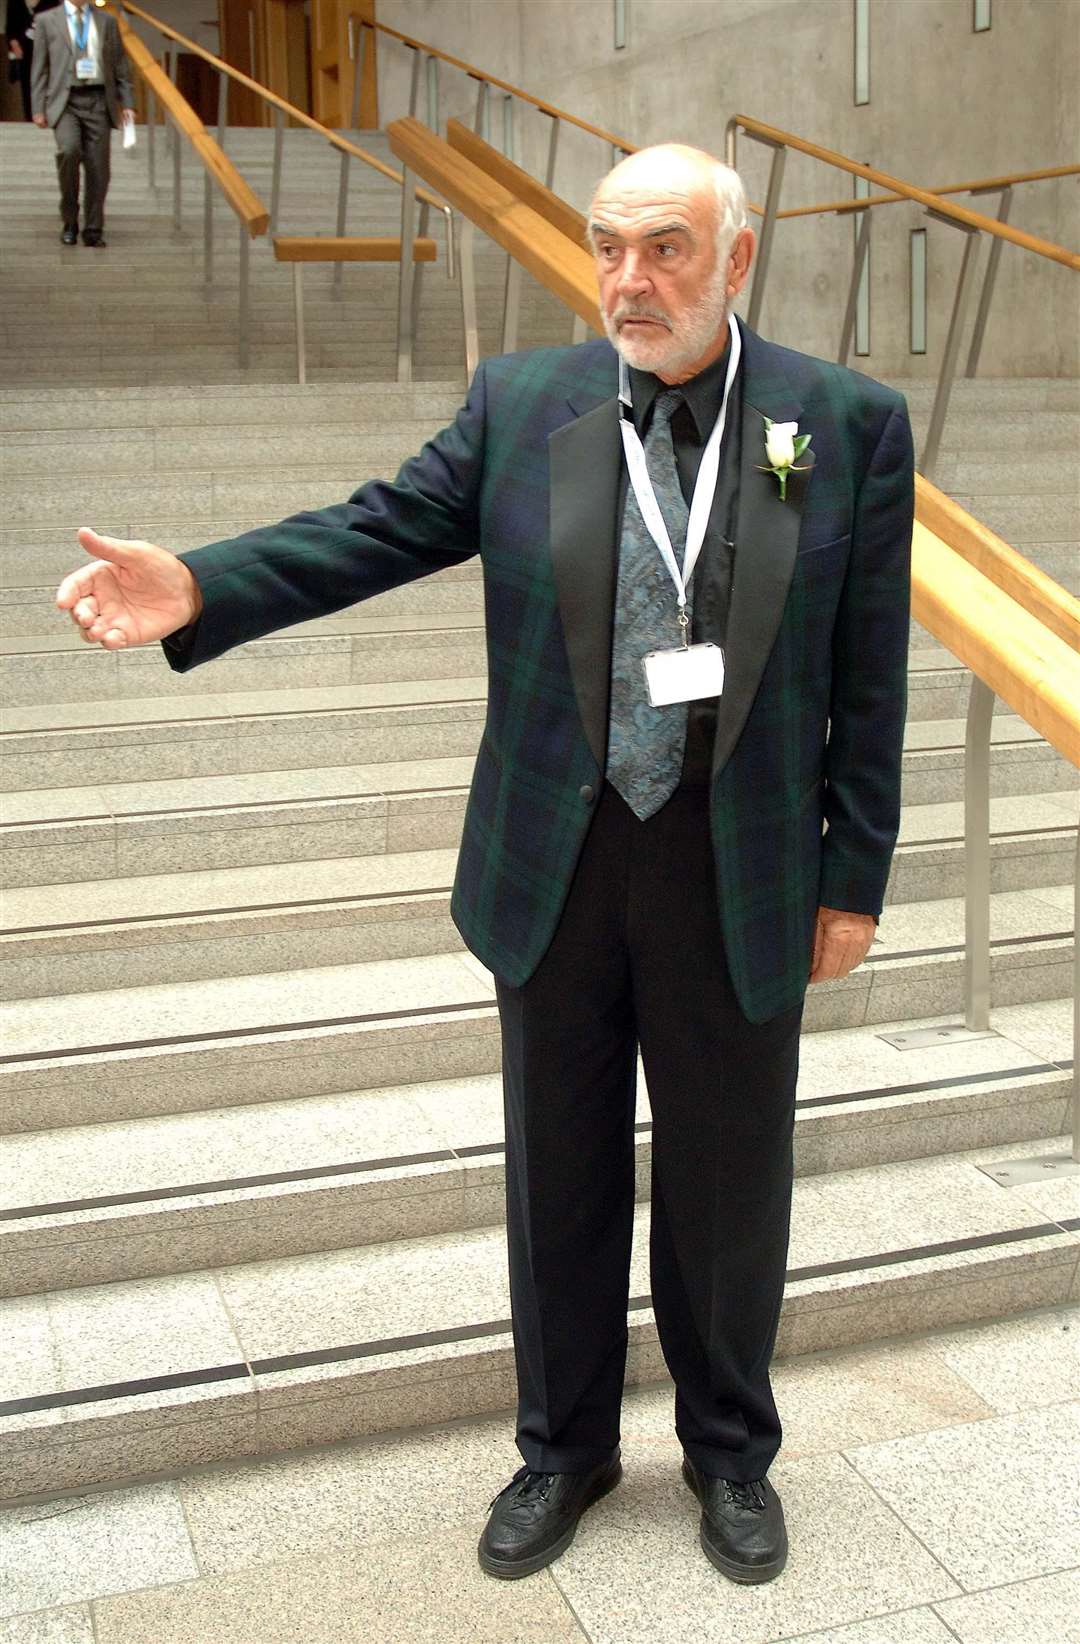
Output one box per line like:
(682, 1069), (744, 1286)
(723, 1478), (767, 1511)
(489, 1465), (556, 1511)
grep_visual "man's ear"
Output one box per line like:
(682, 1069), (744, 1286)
(726, 227), (756, 298)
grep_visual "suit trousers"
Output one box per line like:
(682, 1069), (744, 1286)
(495, 782), (803, 1483)
(54, 86), (110, 236)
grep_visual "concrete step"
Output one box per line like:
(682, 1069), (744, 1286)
(1, 790), (1076, 1000)
(0, 753), (477, 887)
(2, 1095), (1075, 1500)
(0, 614), (485, 705)
(1, 1005), (1072, 1298)
(0, 887), (1073, 1134)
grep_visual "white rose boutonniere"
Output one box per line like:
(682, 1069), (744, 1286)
(759, 415), (811, 502)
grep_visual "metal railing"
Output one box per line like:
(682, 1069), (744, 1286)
(726, 116), (1080, 483)
(109, 0), (454, 336)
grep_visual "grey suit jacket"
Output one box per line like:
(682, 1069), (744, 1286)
(30, 5), (133, 128)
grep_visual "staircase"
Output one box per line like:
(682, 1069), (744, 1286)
(1, 121), (1077, 1504)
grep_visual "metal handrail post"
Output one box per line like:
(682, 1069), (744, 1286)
(1073, 823), (1079, 1162)
(747, 139), (787, 331)
(407, 43), (421, 117)
(571, 315), (588, 344)
(203, 169), (213, 286)
(458, 214), (479, 381)
(333, 24), (367, 293)
(237, 223), (250, 368)
(965, 184), (1013, 378)
(919, 213), (981, 483)
(396, 163), (419, 381)
(269, 105), (285, 234)
(146, 88), (156, 190)
(964, 676), (995, 1032)
(544, 113), (560, 190)
(172, 117), (182, 230)
(838, 207), (872, 366)
(426, 53), (439, 131)
(410, 201), (431, 348)
(500, 95), (522, 352)
(292, 264), (306, 384)
(474, 77), (489, 139)
(216, 64), (228, 147)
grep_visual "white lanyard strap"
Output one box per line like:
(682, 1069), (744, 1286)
(617, 310), (741, 618)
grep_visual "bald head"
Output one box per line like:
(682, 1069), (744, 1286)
(587, 143), (754, 383)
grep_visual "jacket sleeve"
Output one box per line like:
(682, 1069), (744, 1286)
(818, 396), (914, 915)
(163, 364), (487, 673)
(111, 19), (134, 110)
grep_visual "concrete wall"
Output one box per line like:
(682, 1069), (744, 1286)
(375, 0), (1079, 379)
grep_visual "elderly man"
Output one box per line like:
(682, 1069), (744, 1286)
(57, 143), (913, 1584)
(30, 0), (133, 246)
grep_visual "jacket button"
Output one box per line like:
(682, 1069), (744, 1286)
(580, 784), (595, 804)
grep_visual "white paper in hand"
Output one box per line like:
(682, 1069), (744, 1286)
(122, 112), (137, 152)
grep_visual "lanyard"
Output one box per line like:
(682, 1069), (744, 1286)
(617, 310), (741, 635)
(72, 5), (90, 52)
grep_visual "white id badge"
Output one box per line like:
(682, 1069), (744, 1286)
(642, 642), (725, 707)
(76, 56), (95, 78)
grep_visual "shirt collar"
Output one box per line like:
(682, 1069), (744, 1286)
(627, 335), (732, 442)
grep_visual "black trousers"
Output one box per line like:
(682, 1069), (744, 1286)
(495, 783), (803, 1483)
(54, 86), (110, 237)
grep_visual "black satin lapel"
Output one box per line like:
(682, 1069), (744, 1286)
(548, 397), (621, 770)
(711, 401), (814, 777)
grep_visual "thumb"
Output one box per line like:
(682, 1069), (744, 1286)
(77, 526), (141, 565)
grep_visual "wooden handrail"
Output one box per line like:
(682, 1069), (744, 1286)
(445, 119), (587, 244)
(911, 530), (1080, 769)
(778, 164), (1080, 222)
(361, 18), (635, 155)
(117, 18), (269, 235)
(111, 0), (449, 214)
(915, 476), (1080, 655)
(387, 117), (602, 330)
(730, 116), (1080, 272)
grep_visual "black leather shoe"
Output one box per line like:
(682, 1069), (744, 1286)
(682, 1456), (788, 1583)
(61, 226), (78, 245)
(478, 1453), (622, 1578)
(82, 233), (107, 248)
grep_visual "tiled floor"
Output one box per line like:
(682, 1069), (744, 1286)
(2, 1306), (1076, 1643)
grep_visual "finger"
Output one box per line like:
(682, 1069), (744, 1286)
(72, 595), (100, 628)
(56, 562), (109, 610)
(100, 627), (130, 650)
(77, 526), (141, 566)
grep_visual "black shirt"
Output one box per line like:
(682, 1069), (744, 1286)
(619, 339), (741, 787)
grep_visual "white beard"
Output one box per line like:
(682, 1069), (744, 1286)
(603, 261), (730, 380)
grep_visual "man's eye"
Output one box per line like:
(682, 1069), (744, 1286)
(656, 243), (677, 258)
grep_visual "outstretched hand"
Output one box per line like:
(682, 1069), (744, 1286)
(809, 905), (876, 984)
(56, 528), (203, 650)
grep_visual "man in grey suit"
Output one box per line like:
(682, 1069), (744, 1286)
(30, 0), (133, 246)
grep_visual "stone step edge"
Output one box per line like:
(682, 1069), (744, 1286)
(2, 1171), (1076, 1502)
(0, 1066), (1070, 1301)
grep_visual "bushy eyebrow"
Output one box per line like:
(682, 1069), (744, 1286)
(588, 220), (695, 244)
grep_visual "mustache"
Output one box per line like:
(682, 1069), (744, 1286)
(612, 306), (673, 331)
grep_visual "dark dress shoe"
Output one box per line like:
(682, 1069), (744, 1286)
(82, 234), (107, 248)
(682, 1456), (788, 1583)
(478, 1452), (622, 1578)
(61, 226), (78, 245)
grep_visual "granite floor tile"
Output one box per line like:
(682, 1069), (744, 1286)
(933, 1566), (1080, 1643)
(1007, 1169), (1080, 1224)
(0, 1485), (197, 1619)
(847, 1401), (1080, 1588)
(784, 1609), (957, 1644)
(549, 1450), (958, 1644)
(926, 1308), (1080, 1414)
(0, 1608), (95, 1644)
(178, 1414), (516, 1575)
(91, 1528), (587, 1643)
(985, 997), (1075, 1065)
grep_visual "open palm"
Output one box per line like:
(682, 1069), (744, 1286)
(56, 528), (202, 650)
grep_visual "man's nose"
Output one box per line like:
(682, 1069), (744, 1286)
(616, 253), (651, 296)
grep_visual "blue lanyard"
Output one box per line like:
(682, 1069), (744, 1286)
(73, 6), (90, 52)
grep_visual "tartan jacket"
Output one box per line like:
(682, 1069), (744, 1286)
(167, 319), (914, 1024)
